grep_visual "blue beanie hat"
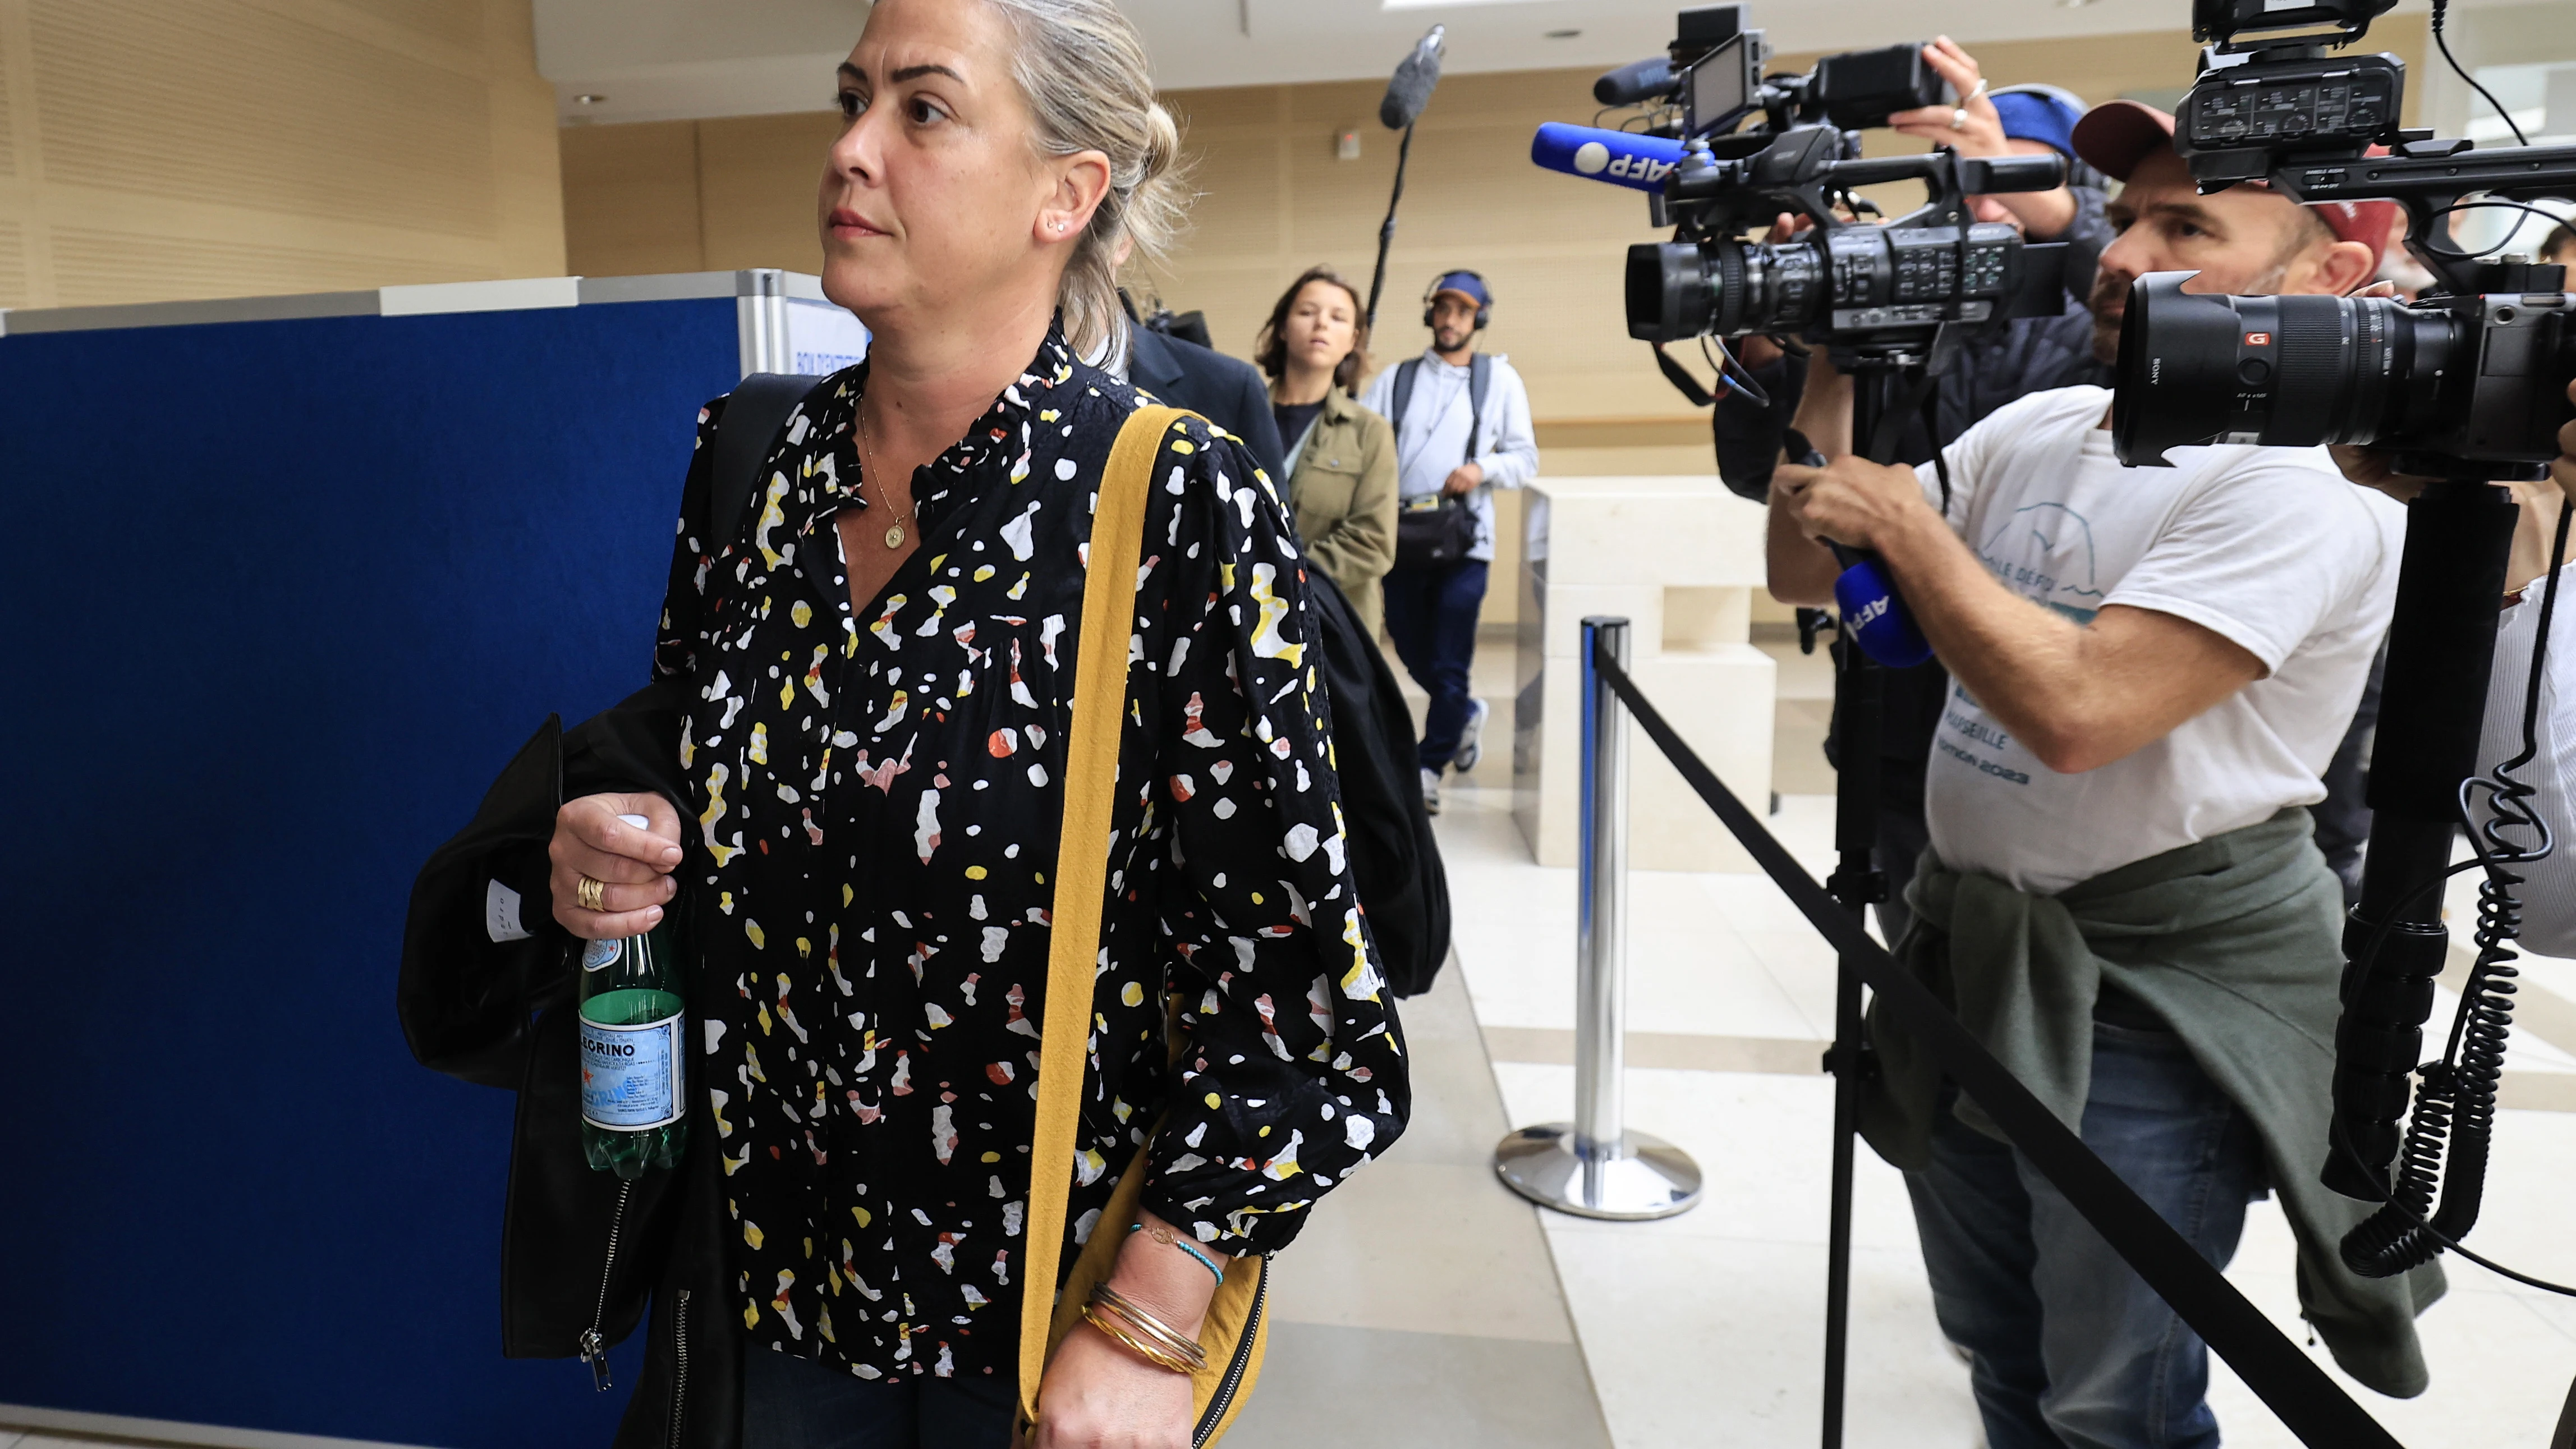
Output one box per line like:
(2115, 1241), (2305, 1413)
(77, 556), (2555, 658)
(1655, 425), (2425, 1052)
(1990, 86), (2086, 161)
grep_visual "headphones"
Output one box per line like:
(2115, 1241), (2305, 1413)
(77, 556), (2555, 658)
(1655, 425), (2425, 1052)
(1422, 270), (1492, 331)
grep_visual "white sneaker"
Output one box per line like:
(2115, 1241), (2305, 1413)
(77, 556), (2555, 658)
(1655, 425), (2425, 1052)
(1453, 698), (1490, 773)
(1420, 767), (1443, 815)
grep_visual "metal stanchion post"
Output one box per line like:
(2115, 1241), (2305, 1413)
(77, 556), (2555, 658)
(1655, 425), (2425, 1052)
(1496, 616), (1705, 1220)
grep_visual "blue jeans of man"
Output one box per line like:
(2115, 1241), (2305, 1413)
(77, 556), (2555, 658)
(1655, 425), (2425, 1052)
(1904, 1020), (2265, 1449)
(741, 1349), (1017, 1449)
(1383, 557), (1487, 771)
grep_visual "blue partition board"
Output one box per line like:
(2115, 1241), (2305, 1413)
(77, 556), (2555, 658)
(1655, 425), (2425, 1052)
(0, 297), (744, 1446)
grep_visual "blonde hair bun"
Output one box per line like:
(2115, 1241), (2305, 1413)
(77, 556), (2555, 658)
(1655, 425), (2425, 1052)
(985, 0), (1197, 357)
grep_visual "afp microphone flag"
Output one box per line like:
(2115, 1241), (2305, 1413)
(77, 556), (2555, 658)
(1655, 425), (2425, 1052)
(1531, 122), (1686, 192)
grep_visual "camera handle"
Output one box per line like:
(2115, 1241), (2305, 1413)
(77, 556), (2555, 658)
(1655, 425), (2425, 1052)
(1818, 351), (1927, 1449)
(2324, 476), (2519, 1219)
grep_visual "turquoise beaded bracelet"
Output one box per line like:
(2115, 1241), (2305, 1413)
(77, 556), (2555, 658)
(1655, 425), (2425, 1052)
(1128, 1221), (1225, 1283)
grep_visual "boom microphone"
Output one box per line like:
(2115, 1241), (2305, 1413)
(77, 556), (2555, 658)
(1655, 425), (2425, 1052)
(1531, 122), (1686, 192)
(1594, 57), (1675, 107)
(1380, 25), (1447, 130)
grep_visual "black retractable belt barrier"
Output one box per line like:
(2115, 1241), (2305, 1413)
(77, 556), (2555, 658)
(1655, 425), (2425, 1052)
(1591, 641), (2407, 1449)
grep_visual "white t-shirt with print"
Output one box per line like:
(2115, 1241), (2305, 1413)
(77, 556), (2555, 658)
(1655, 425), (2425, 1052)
(1913, 384), (2404, 895)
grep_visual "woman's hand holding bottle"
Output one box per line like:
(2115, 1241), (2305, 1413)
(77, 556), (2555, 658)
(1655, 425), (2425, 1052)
(549, 792), (683, 939)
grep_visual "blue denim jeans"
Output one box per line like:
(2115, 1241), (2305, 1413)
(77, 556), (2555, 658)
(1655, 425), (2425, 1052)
(1383, 557), (1488, 771)
(740, 1349), (1017, 1449)
(1904, 1020), (2265, 1449)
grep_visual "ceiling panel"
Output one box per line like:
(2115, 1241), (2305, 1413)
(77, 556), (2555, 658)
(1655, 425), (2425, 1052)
(536, 0), (2467, 126)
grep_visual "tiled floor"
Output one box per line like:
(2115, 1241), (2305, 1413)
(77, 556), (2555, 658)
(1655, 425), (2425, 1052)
(1223, 958), (1614, 1449)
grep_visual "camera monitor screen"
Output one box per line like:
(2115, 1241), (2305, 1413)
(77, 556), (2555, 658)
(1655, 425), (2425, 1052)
(1686, 34), (1753, 136)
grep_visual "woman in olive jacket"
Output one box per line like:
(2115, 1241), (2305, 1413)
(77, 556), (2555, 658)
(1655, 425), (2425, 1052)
(1256, 266), (1399, 634)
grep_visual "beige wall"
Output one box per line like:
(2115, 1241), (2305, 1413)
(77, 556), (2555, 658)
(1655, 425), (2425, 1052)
(559, 111), (842, 278)
(0, 0), (564, 311)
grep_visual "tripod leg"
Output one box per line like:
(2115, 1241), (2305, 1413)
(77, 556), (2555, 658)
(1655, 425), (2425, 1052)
(1822, 956), (1863, 1449)
(1819, 357), (1906, 1448)
(1822, 643), (1884, 1449)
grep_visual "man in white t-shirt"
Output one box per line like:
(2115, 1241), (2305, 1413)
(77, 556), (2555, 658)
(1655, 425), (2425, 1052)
(1769, 106), (2435, 1442)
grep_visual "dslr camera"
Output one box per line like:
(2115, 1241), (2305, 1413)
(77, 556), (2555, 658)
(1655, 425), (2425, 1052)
(2113, 0), (2575, 473)
(1601, 4), (2072, 360)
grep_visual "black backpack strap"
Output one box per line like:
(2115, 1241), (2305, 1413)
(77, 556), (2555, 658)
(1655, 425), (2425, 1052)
(1390, 359), (1420, 442)
(711, 373), (824, 547)
(1464, 353), (1491, 464)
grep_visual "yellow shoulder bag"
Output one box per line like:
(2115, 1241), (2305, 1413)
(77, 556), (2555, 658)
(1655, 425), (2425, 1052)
(1013, 405), (1270, 1446)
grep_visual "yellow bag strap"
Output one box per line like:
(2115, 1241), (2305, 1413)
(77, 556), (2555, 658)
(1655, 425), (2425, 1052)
(1017, 404), (1190, 1425)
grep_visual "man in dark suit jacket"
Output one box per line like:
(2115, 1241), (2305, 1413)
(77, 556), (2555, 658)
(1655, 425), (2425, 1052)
(1125, 317), (1288, 482)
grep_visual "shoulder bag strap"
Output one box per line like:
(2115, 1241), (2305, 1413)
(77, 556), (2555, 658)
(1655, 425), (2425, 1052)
(711, 373), (823, 548)
(1017, 403), (1192, 1424)
(1464, 353), (1491, 464)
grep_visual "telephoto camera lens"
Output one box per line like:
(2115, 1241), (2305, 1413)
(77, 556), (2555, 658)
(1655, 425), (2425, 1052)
(1626, 240), (1822, 341)
(2110, 272), (2462, 465)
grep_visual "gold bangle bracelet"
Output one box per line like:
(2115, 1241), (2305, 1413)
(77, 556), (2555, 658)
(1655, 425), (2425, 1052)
(1090, 1284), (1207, 1369)
(1081, 1303), (1199, 1375)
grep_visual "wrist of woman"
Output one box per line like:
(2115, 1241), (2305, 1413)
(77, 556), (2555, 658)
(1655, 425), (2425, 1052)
(1106, 1228), (1222, 1335)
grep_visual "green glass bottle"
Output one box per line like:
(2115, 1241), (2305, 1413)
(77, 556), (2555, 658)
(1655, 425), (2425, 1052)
(577, 910), (688, 1180)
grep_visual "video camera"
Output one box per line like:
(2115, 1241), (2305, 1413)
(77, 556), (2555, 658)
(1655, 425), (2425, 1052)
(1551, 4), (2072, 364)
(2109, 0), (2576, 1290)
(1594, 7), (1960, 139)
(2113, 0), (2575, 474)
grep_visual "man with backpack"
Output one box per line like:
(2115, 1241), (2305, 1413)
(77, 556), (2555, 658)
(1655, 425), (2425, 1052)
(1360, 270), (1541, 813)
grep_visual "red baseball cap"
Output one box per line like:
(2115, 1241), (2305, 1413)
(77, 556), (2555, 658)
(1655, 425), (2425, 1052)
(2070, 99), (2178, 183)
(2070, 99), (2398, 273)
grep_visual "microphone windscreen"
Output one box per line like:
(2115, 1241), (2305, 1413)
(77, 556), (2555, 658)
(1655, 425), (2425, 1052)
(1530, 122), (1685, 193)
(1593, 58), (1675, 107)
(1380, 51), (1441, 129)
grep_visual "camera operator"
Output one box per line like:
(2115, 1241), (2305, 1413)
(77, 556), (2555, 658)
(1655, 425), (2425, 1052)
(1771, 102), (2442, 1443)
(1715, 41), (2114, 943)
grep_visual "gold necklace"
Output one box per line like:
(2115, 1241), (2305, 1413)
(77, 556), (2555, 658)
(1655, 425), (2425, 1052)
(853, 400), (919, 551)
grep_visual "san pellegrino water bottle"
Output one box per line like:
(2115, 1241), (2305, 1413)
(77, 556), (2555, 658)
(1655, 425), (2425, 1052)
(578, 813), (687, 1178)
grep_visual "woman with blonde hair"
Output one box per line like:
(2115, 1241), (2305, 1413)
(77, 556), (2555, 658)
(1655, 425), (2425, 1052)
(1255, 266), (1398, 634)
(402, 1), (1407, 1444)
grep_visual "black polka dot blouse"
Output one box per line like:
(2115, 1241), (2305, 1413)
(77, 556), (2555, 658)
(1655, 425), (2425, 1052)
(646, 326), (1409, 1383)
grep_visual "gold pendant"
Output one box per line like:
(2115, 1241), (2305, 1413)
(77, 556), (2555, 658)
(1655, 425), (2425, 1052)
(884, 522), (906, 549)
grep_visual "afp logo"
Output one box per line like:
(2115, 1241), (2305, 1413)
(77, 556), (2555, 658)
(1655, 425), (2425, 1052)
(1573, 140), (1673, 185)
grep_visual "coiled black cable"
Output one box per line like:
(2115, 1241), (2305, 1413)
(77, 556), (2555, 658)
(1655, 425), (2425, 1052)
(2341, 500), (2572, 1280)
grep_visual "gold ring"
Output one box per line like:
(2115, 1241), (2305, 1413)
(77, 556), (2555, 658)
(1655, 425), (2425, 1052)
(576, 875), (607, 913)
